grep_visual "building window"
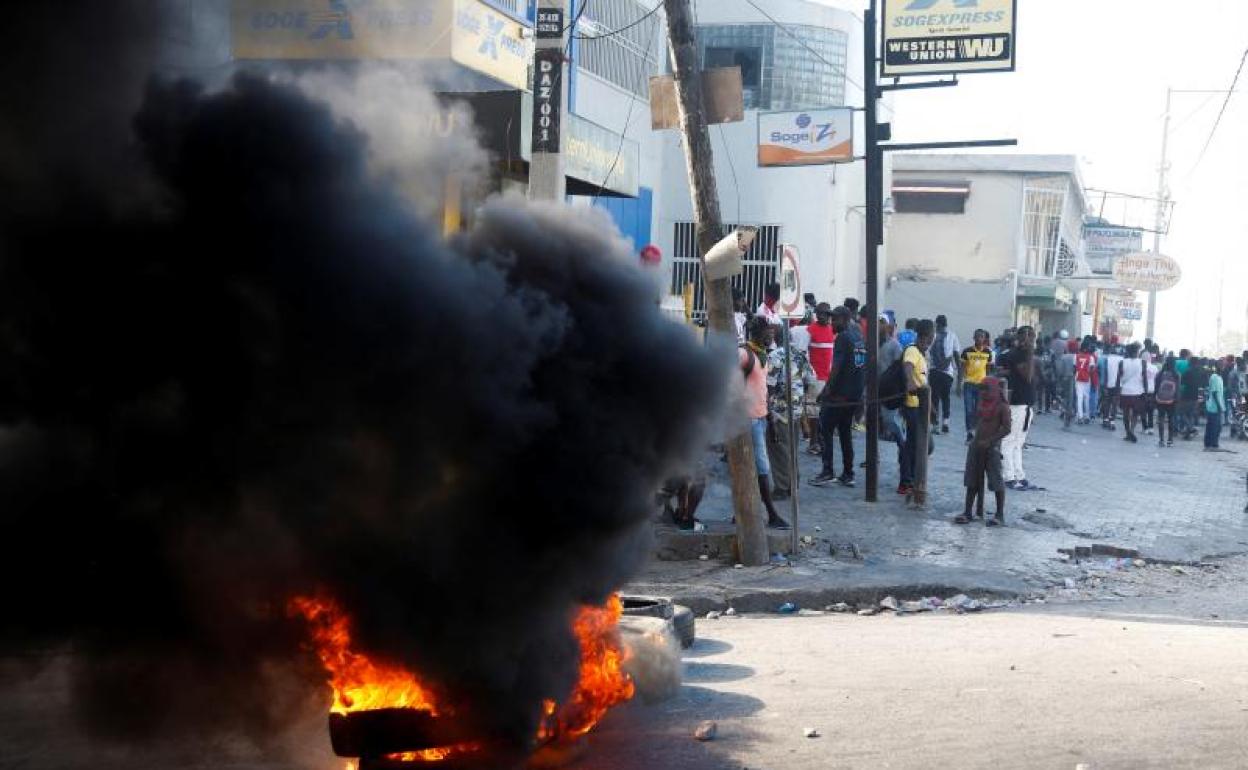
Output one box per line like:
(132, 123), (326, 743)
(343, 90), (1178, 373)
(892, 179), (970, 214)
(695, 24), (848, 111)
(576, 0), (662, 98)
(1022, 178), (1067, 278)
(671, 222), (782, 323)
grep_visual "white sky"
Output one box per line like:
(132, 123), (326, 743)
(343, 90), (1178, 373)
(817, 0), (1248, 352)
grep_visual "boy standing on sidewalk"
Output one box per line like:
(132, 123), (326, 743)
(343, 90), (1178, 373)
(956, 377), (1012, 526)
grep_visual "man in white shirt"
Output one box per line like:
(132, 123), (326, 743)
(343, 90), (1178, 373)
(1101, 344), (1124, 429)
(1115, 342), (1149, 442)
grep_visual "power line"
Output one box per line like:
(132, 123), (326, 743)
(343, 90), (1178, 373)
(741, 0), (864, 94)
(592, 6), (660, 198)
(1194, 47), (1248, 168)
(572, 1), (661, 40)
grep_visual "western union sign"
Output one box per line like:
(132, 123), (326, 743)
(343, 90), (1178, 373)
(232, 0), (529, 90)
(881, 0), (1016, 77)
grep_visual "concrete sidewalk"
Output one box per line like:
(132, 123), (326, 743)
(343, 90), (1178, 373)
(630, 399), (1248, 611)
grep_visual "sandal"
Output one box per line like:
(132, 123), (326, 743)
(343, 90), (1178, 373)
(986, 516), (1002, 527)
(954, 515), (972, 525)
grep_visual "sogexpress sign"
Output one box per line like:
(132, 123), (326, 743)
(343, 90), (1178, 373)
(881, 0), (1016, 77)
(758, 109), (853, 167)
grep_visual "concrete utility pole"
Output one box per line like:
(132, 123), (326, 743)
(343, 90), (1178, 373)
(529, 0), (569, 202)
(662, 0), (769, 566)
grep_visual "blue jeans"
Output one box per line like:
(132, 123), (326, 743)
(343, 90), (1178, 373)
(751, 417), (771, 475)
(1205, 411), (1222, 448)
(963, 382), (980, 435)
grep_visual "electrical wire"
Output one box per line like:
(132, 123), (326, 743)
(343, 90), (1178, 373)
(741, 0), (864, 95)
(717, 124), (741, 225)
(591, 6), (660, 197)
(573, 1), (661, 40)
(1193, 47), (1248, 169)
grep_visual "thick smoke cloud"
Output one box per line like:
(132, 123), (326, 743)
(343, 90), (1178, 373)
(0, 5), (727, 765)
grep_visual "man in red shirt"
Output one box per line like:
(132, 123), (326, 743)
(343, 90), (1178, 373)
(806, 303), (835, 454)
(1074, 341), (1099, 424)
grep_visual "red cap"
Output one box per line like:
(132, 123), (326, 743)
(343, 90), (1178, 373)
(639, 244), (662, 265)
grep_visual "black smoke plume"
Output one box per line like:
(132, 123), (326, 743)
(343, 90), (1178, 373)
(0, 6), (726, 764)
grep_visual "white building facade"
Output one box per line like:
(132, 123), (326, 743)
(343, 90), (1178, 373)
(650, 0), (876, 319)
(884, 154), (1091, 345)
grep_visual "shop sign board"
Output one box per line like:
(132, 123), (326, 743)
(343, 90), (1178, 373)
(881, 0), (1016, 77)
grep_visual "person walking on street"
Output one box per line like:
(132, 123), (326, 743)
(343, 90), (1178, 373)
(1154, 356), (1179, 447)
(1074, 341), (1098, 424)
(1116, 343), (1148, 443)
(878, 313), (906, 457)
(739, 318), (789, 528)
(1100, 343), (1123, 430)
(812, 306), (865, 488)
(956, 376), (1011, 526)
(1057, 339), (1078, 428)
(899, 320), (934, 496)
(805, 303), (835, 454)
(928, 315), (960, 434)
(1180, 354), (1202, 440)
(999, 325), (1037, 491)
(960, 329), (993, 443)
(1205, 362), (1227, 451)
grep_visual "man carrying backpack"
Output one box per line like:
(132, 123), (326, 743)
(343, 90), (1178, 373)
(928, 315), (960, 435)
(1154, 355), (1180, 447)
(811, 306), (864, 488)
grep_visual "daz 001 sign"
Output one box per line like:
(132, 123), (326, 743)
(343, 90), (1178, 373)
(882, 0), (1016, 77)
(758, 109), (853, 167)
(531, 48), (563, 154)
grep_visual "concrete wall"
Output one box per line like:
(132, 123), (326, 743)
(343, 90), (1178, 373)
(884, 277), (1016, 347)
(887, 170), (1024, 282)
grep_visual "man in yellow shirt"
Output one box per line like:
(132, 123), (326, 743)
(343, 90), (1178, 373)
(960, 329), (994, 443)
(899, 319), (934, 495)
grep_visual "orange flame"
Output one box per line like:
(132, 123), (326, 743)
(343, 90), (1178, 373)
(287, 595), (476, 763)
(289, 593), (633, 763)
(539, 595), (636, 742)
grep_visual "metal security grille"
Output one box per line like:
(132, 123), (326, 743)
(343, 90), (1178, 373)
(1022, 179), (1067, 278)
(577, 0), (662, 98)
(670, 222), (782, 323)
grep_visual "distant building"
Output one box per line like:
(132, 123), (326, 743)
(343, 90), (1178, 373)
(884, 154), (1091, 343)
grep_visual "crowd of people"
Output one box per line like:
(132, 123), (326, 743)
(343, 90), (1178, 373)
(726, 283), (1247, 531)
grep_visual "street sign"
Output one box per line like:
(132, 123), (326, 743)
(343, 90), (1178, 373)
(758, 109), (854, 167)
(881, 0), (1016, 78)
(531, 47), (563, 154)
(778, 245), (802, 316)
(535, 8), (563, 38)
(1112, 252), (1182, 292)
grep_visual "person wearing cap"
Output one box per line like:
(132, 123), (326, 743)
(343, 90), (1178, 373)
(805, 303), (835, 454)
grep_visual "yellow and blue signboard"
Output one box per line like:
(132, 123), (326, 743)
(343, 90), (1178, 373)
(232, 0), (529, 89)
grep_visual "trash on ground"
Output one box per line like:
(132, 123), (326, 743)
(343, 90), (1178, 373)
(803, 727), (820, 738)
(777, 602), (798, 614)
(878, 596), (899, 611)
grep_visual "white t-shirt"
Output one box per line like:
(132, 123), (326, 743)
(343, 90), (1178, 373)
(1118, 358), (1146, 396)
(734, 312), (747, 343)
(756, 302), (783, 326)
(788, 324), (811, 355)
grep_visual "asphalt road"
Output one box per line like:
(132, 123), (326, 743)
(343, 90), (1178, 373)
(590, 598), (1248, 770)
(5, 577), (1248, 770)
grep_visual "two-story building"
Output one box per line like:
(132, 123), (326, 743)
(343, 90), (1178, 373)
(884, 154), (1090, 345)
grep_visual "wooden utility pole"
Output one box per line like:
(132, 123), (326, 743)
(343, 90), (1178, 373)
(663, 0), (769, 566)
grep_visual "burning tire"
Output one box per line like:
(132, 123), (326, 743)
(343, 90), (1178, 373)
(621, 595), (674, 620)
